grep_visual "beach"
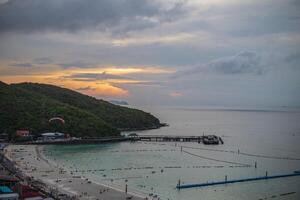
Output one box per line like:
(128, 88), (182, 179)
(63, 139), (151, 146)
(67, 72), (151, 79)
(5, 144), (145, 200)
(3, 108), (300, 200)
(40, 108), (300, 200)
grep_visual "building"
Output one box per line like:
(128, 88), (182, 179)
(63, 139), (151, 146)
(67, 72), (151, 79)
(0, 193), (19, 200)
(0, 133), (9, 142)
(40, 132), (65, 141)
(15, 130), (33, 142)
(12, 185), (44, 200)
(15, 130), (30, 137)
(0, 186), (19, 200)
(0, 175), (19, 188)
(0, 143), (7, 150)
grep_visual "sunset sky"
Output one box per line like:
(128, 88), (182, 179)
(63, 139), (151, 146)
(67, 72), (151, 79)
(0, 0), (300, 107)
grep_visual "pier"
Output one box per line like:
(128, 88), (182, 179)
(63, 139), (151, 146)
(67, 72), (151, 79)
(136, 135), (222, 144)
(20, 134), (223, 145)
(24, 137), (130, 145)
(176, 171), (300, 189)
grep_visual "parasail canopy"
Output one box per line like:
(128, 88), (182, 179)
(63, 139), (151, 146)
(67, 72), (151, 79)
(49, 117), (65, 124)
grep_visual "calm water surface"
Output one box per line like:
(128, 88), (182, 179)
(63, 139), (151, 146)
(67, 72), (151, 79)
(45, 107), (300, 200)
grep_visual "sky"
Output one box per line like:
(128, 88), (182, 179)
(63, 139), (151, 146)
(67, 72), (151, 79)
(0, 0), (300, 108)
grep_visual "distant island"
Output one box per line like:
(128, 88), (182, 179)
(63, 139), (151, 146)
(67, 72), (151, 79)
(109, 100), (129, 105)
(0, 81), (163, 139)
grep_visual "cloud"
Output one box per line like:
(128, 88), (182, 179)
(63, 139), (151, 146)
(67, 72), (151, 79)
(199, 0), (300, 37)
(9, 62), (34, 67)
(58, 60), (93, 69)
(170, 91), (183, 97)
(33, 57), (53, 65)
(76, 86), (95, 91)
(121, 81), (165, 87)
(173, 51), (263, 78)
(285, 52), (300, 63)
(65, 72), (132, 81)
(210, 51), (262, 75)
(0, 0), (187, 34)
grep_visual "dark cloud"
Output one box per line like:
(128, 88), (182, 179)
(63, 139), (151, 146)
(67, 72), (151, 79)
(58, 60), (93, 68)
(172, 51), (263, 78)
(9, 62), (34, 67)
(33, 57), (53, 65)
(65, 72), (132, 81)
(210, 51), (262, 75)
(0, 0), (186, 34)
(168, 0), (299, 39)
(10, 59), (95, 68)
(285, 52), (300, 63)
(121, 81), (165, 86)
(76, 86), (95, 91)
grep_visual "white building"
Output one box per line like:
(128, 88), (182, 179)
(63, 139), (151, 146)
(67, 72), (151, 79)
(40, 132), (65, 140)
(0, 193), (19, 200)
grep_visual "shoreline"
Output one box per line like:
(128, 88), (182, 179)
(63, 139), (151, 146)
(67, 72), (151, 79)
(40, 145), (147, 199)
(5, 144), (146, 200)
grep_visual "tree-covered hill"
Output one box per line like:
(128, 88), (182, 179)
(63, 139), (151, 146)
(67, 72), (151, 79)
(13, 82), (161, 130)
(0, 81), (162, 138)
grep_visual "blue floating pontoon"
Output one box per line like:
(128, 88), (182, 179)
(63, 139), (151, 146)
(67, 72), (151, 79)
(177, 171), (300, 189)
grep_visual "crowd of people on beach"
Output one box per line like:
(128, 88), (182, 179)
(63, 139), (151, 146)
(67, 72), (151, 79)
(0, 146), (80, 200)
(1, 145), (157, 200)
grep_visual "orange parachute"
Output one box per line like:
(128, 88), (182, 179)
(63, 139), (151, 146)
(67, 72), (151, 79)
(49, 117), (65, 124)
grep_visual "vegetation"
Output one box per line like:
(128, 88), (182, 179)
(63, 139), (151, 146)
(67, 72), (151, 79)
(0, 81), (162, 138)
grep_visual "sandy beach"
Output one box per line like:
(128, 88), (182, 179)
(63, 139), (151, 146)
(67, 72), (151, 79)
(5, 144), (146, 200)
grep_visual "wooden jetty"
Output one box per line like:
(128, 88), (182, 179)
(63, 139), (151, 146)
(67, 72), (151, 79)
(176, 171), (300, 189)
(138, 135), (202, 142)
(24, 137), (130, 145)
(20, 135), (222, 145)
(136, 135), (222, 144)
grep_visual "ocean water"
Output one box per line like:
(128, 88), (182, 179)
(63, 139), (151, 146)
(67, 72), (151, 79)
(45, 107), (300, 200)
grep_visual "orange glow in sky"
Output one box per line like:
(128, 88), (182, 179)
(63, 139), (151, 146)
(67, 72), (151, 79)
(170, 91), (183, 97)
(0, 65), (173, 98)
(63, 66), (175, 75)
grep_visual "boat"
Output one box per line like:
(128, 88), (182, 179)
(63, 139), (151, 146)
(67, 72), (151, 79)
(203, 135), (219, 145)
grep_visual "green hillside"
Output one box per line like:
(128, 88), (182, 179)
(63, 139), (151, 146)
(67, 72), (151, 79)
(13, 82), (161, 131)
(0, 81), (162, 138)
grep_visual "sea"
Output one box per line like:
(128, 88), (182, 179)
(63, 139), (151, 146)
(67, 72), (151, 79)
(44, 106), (300, 200)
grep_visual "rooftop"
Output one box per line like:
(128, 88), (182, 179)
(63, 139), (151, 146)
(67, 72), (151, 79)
(0, 186), (13, 194)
